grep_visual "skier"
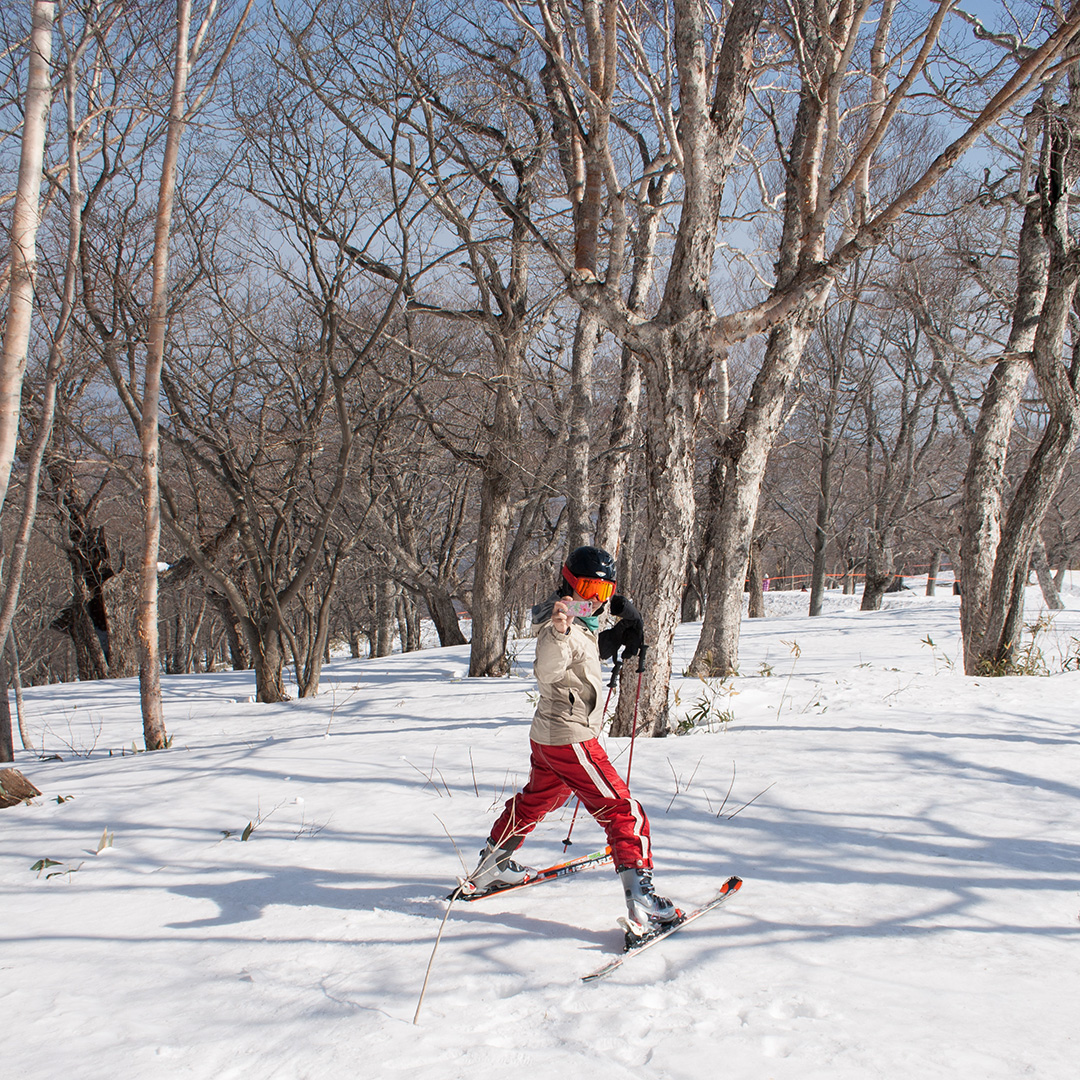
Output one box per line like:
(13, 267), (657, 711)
(461, 545), (680, 933)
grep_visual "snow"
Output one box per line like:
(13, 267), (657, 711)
(3, 581), (1079, 1079)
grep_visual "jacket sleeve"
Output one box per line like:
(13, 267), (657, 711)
(534, 622), (574, 686)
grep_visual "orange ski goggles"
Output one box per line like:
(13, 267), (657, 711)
(562, 567), (616, 603)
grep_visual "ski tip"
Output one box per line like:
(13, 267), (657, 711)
(721, 875), (743, 894)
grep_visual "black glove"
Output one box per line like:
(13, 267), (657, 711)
(598, 595), (643, 661)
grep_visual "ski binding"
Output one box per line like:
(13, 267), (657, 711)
(581, 875), (743, 982)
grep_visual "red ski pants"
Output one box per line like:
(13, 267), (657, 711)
(488, 739), (652, 870)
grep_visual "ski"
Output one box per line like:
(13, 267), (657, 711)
(581, 875), (743, 982)
(449, 846), (613, 902)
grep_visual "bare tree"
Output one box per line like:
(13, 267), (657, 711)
(961, 88), (1080, 671)
(688, 0), (1010, 676)
(276, 2), (567, 676)
(136, 0), (196, 748)
(0, 1), (51, 522)
(340, 405), (472, 649)
(133, 0), (253, 746)
(500, 1), (1080, 721)
(800, 265), (873, 616)
(851, 305), (946, 610)
(0, 1), (52, 760)
(1, 2), (125, 760)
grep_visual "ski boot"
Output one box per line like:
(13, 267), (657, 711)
(617, 865), (682, 945)
(458, 838), (534, 898)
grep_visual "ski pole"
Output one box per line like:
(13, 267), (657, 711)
(624, 643), (648, 783)
(562, 657), (623, 851)
(561, 802), (580, 852)
(602, 657), (623, 718)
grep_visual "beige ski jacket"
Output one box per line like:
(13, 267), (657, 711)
(529, 618), (605, 745)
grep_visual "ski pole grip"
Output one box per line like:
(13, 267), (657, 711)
(637, 642), (648, 673)
(608, 659), (622, 688)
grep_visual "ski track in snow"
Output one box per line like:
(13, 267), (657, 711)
(2, 581), (1079, 1079)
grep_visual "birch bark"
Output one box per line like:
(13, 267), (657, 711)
(959, 93), (1080, 673)
(1, 0), (85, 680)
(959, 195), (1047, 671)
(137, 0), (196, 750)
(0, 1), (53, 519)
(136, 0), (253, 732)
(0, 2), (53, 763)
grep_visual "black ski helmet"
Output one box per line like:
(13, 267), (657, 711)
(560, 545), (617, 595)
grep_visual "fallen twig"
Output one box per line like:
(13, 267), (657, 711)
(714, 761), (737, 818)
(726, 781), (776, 819)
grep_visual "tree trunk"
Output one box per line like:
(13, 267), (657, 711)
(375, 575), (395, 657)
(8, 635), (30, 752)
(962, 110), (1080, 672)
(252, 627), (287, 702)
(0, 647), (12, 762)
(468, 292), (524, 678)
(566, 310), (598, 551)
(138, 0), (195, 751)
(214, 596), (251, 670)
(808, 462), (834, 616)
(424, 587), (466, 647)
(53, 577), (108, 681)
(610, 345), (699, 735)
(594, 339), (642, 557)
(100, 571), (139, 677)
(1052, 551), (1071, 590)
(400, 592), (422, 652)
(681, 576), (704, 622)
(0, 6), (91, 666)
(48, 475), (138, 680)
(860, 530), (894, 611)
(960, 196), (1047, 672)
(187, 600), (206, 672)
(593, 173), (669, 555)
(926, 550), (941, 596)
(165, 611), (180, 674)
(747, 540), (766, 619)
(808, 353), (843, 616)
(1032, 535), (1064, 610)
(688, 64), (823, 677)
(842, 552), (857, 594)
(294, 559), (340, 698)
(0, 2), (53, 520)
(690, 315), (818, 675)
(961, 359), (1029, 667)
(980, 414), (1078, 668)
(468, 468), (513, 676)
(615, 455), (642, 598)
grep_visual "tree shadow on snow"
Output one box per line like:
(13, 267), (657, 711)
(162, 862), (611, 953)
(645, 743), (1080, 967)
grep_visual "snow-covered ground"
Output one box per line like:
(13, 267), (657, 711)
(3, 581), (1079, 1079)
